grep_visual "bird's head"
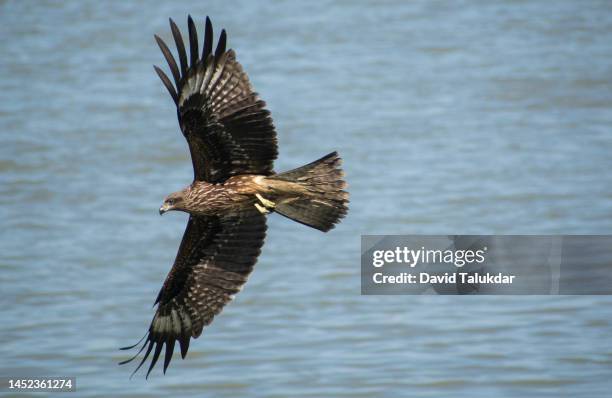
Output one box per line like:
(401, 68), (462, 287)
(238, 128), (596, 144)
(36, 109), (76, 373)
(159, 190), (187, 215)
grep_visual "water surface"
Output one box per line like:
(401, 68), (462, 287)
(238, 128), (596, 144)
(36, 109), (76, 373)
(2, 1), (612, 397)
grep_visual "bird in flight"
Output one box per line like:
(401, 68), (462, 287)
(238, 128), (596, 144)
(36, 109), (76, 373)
(120, 15), (348, 378)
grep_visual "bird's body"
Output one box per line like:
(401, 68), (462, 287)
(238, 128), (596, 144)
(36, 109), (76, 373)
(121, 15), (348, 377)
(163, 175), (297, 216)
(175, 176), (267, 216)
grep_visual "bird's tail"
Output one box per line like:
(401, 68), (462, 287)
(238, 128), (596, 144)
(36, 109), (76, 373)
(269, 152), (349, 232)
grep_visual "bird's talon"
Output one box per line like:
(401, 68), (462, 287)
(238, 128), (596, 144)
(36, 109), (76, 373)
(255, 193), (275, 209)
(254, 203), (270, 214)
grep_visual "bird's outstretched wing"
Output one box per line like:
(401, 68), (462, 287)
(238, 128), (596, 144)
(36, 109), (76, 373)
(154, 16), (278, 183)
(120, 210), (267, 377)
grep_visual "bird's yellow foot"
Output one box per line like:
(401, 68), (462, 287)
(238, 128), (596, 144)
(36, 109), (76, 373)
(255, 194), (276, 209)
(254, 203), (270, 214)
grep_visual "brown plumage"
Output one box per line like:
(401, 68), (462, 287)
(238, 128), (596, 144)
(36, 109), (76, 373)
(120, 16), (349, 378)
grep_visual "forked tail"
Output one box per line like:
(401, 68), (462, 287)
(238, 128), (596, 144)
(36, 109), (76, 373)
(269, 152), (349, 232)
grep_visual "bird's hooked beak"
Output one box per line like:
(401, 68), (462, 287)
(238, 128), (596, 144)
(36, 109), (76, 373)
(159, 203), (170, 215)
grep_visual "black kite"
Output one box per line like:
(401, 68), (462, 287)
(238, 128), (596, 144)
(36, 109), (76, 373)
(119, 16), (349, 377)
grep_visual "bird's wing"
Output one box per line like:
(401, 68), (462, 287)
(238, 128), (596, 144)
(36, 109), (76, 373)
(154, 16), (278, 183)
(120, 210), (267, 377)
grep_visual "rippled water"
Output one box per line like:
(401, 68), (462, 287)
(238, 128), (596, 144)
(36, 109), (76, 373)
(2, 1), (612, 397)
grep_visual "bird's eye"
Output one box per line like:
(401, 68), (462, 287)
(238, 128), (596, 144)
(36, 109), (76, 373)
(168, 199), (174, 205)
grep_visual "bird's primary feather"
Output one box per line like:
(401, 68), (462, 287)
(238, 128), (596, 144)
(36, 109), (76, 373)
(121, 211), (267, 377)
(154, 15), (278, 183)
